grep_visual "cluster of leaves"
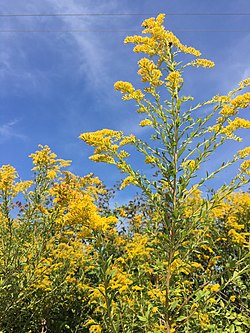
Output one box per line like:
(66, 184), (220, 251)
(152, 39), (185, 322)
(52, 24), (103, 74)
(0, 13), (250, 333)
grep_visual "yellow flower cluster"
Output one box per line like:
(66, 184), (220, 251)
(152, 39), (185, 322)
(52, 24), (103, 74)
(124, 35), (158, 56)
(0, 165), (32, 196)
(183, 187), (202, 218)
(240, 160), (250, 176)
(109, 266), (133, 293)
(228, 229), (249, 245)
(113, 81), (134, 93)
(230, 295), (236, 302)
(125, 234), (152, 259)
(147, 288), (166, 304)
(181, 159), (196, 171)
(218, 92), (250, 117)
(231, 92), (250, 109)
(191, 58), (215, 68)
(170, 258), (191, 275)
(62, 193), (116, 234)
(179, 44), (201, 57)
(120, 176), (136, 190)
(214, 95), (231, 103)
(119, 134), (136, 146)
(166, 71), (183, 88)
(89, 154), (115, 164)
(239, 78), (250, 88)
(199, 313), (210, 328)
(29, 145), (57, 166)
(226, 216), (244, 230)
(138, 58), (163, 86)
(80, 129), (122, 150)
(219, 105), (237, 117)
(238, 147), (250, 158)
(29, 145), (71, 177)
(49, 171), (118, 238)
(191, 262), (204, 270)
(144, 155), (159, 164)
(212, 192), (250, 244)
(89, 324), (102, 333)
(204, 283), (220, 293)
(124, 13), (201, 60)
(139, 119), (153, 127)
(80, 129), (121, 161)
(201, 244), (214, 254)
(80, 130), (136, 169)
(223, 117), (250, 135)
(114, 81), (144, 101)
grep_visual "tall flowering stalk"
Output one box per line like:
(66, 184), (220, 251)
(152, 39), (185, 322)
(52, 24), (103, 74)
(81, 14), (250, 332)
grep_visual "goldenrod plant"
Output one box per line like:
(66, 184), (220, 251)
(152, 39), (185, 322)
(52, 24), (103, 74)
(0, 145), (117, 332)
(80, 14), (250, 332)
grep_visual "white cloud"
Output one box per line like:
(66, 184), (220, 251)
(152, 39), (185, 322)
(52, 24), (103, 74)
(45, 0), (128, 88)
(0, 120), (26, 143)
(0, 0), (132, 95)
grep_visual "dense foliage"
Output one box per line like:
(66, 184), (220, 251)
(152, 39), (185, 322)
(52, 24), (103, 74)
(0, 14), (250, 333)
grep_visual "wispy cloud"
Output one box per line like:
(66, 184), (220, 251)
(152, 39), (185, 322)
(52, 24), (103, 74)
(45, 0), (130, 89)
(0, 0), (132, 96)
(0, 120), (26, 143)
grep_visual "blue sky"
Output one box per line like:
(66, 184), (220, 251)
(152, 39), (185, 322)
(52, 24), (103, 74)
(0, 0), (249, 200)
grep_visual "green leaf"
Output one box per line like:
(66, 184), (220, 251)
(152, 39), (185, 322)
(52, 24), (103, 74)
(229, 324), (235, 333)
(176, 316), (187, 322)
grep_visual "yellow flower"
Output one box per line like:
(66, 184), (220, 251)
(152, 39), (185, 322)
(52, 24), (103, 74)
(199, 313), (210, 328)
(29, 145), (71, 170)
(120, 176), (136, 190)
(231, 92), (250, 109)
(230, 295), (236, 302)
(0, 165), (32, 196)
(139, 119), (153, 127)
(238, 147), (250, 158)
(210, 284), (220, 292)
(89, 154), (115, 164)
(240, 160), (250, 175)
(145, 155), (158, 164)
(191, 262), (204, 270)
(114, 81), (134, 93)
(223, 117), (250, 135)
(228, 229), (248, 244)
(148, 288), (166, 303)
(119, 134), (136, 146)
(125, 13), (201, 60)
(89, 324), (102, 333)
(201, 244), (214, 253)
(179, 45), (201, 57)
(214, 95), (231, 103)
(151, 306), (158, 313)
(47, 170), (57, 179)
(0, 165), (16, 191)
(138, 58), (163, 86)
(109, 267), (133, 293)
(166, 71), (183, 87)
(219, 105), (237, 117)
(171, 258), (191, 275)
(181, 159), (196, 171)
(132, 285), (144, 291)
(226, 215), (244, 230)
(192, 58), (215, 68)
(239, 78), (250, 88)
(208, 297), (217, 304)
(80, 129), (122, 149)
(125, 234), (152, 259)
